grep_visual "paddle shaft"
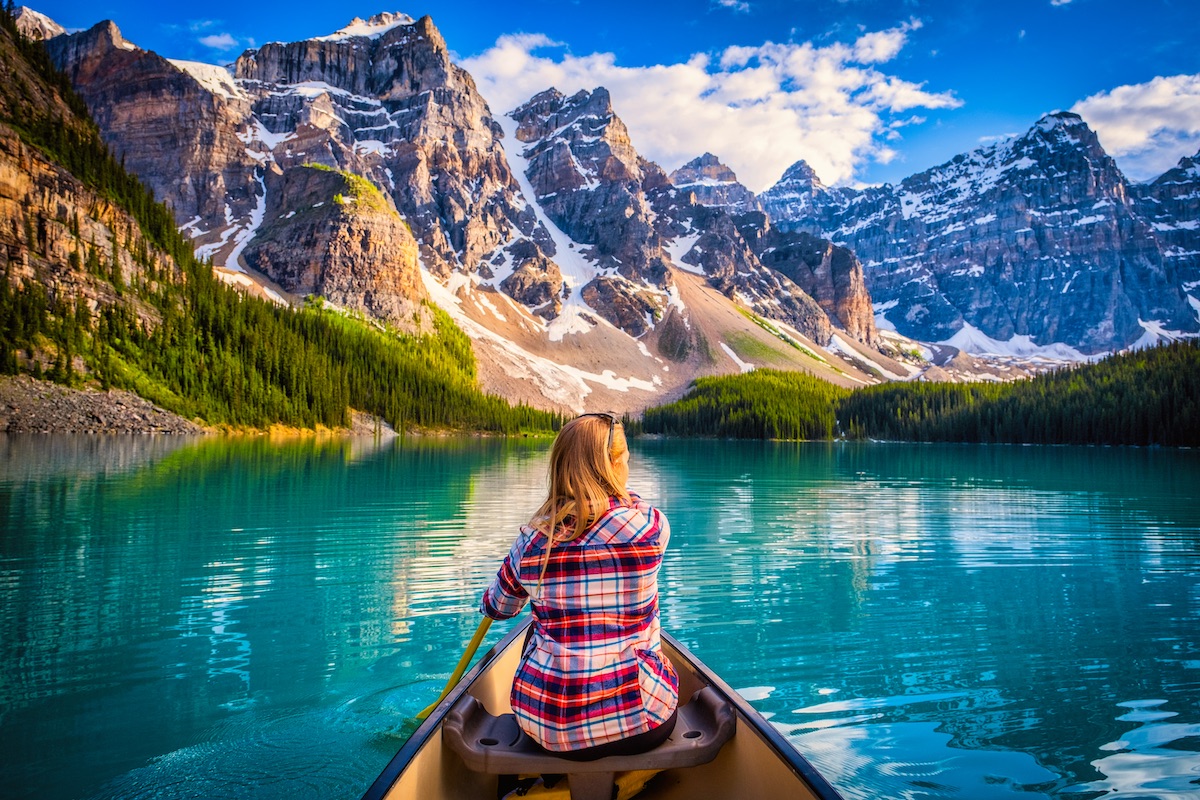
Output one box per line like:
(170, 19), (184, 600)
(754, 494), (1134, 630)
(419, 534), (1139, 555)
(416, 616), (493, 721)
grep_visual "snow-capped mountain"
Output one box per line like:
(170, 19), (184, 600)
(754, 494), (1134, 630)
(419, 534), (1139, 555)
(40, 10), (899, 411)
(761, 112), (1199, 355)
(668, 153), (761, 214)
(1133, 150), (1200, 325)
(13, 5), (64, 39)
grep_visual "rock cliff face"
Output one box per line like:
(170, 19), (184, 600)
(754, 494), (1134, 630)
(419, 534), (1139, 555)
(47, 13), (554, 298)
(737, 213), (879, 347)
(45, 22), (261, 235)
(762, 113), (1199, 353)
(1133, 151), (1200, 324)
(242, 165), (425, 325)
(668, 153), (761, 214)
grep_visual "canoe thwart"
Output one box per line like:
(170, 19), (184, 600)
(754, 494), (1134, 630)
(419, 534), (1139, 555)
(443, 686), (736, 800)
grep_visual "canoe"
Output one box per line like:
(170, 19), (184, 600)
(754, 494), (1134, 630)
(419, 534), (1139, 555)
(362, 618), (845, 800)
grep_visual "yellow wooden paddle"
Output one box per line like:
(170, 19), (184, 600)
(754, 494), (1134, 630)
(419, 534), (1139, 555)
(415, 616), (493, 721)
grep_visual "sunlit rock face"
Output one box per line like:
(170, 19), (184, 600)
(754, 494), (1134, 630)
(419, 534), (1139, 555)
(46, 13), (554, 307)
(242, 165), (426, 325)
(763, 113), (1199, 353)
(43, 8), (875, 368)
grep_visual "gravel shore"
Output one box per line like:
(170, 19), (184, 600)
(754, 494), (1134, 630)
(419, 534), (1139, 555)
(0, 375), (206, 434)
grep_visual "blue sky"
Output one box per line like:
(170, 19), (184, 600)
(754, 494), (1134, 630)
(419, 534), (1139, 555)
(26, 0), (1200, 191)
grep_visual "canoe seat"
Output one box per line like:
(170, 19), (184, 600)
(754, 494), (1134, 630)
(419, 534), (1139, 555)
(443, 686), (736, 800)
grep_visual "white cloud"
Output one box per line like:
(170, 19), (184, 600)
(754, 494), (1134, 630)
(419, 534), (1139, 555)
(199, 32), (239, 50)
(1050, 0), (1072, 5)
(1071, 74), (1200, 181)
(462, 22), (960, 192)
(714, 0), (751, 12)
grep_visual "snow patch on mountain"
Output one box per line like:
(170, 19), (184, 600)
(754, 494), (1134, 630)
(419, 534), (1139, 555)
(496, 110), (605, 332)
(313, 13), (415, 43)
(941, 323), (1092, 362)
(169, 60), (246, 101)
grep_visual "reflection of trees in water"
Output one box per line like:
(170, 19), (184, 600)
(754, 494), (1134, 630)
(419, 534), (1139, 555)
(4, 438), (1197, 798)
(0, 435), (551, 798)
(636, 440), (1200, 795)
(0, 433), (200, 482)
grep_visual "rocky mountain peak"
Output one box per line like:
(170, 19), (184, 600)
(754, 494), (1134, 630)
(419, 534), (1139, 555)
(511, 86), (641, 188)
(14, 6), (65, 40)
(669, 152), (760, 213)
(781, 159), (826, 189)
(312, 12), (417, 42)
(1018, 111), (1106, 159)
(759, 159), (835, 222)
(233, 13), (457, 103)
(671, 153), (736, 184)
(762, 111), (1198, 354)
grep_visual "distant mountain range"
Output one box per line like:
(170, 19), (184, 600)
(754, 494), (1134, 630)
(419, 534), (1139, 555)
(758, 113), (1200, 356)
(14, 6), (1199, 412)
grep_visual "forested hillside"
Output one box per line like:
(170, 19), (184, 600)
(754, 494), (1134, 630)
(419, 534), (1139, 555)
(642, 341), (1199, 447)
(839, 341), (1198, 446)
(639, 369), (850, 440)
(0, 7), (561, 434)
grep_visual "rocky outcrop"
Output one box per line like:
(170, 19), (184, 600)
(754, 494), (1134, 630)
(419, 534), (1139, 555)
(498, 239), (564, 318)
(242, 165), (426, 325)
(763, 112), (1199, 353)
(669, 153), (761, 213)
(736, 212), (879, 346)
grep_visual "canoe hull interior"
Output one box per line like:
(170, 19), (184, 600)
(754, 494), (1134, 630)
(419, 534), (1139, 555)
(364, 620), (843, 800)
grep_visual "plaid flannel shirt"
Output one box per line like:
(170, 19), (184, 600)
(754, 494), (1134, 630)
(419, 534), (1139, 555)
(480, 491), (678, 752)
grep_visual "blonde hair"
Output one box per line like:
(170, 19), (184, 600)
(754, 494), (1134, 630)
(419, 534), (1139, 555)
(528, 414), (630, 598)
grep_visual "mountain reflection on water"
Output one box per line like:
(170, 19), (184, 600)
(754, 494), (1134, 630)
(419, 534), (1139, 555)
(1, 435), (1197, 799)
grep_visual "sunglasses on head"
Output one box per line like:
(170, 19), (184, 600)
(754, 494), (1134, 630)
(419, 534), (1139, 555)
(578, 411), (620, 452)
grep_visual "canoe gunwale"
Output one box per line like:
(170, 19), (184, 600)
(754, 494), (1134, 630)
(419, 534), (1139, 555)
(361, 618), (846, 800)
(359, 619), (531, 800)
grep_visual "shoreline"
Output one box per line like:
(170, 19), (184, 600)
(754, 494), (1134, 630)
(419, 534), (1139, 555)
(0, 375), (556, 438)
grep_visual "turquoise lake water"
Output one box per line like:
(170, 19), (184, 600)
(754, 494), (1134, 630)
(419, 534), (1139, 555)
(2, 434), (1198, 799)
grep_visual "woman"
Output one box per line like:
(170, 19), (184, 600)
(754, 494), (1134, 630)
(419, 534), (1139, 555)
(480, 411), (678, 760)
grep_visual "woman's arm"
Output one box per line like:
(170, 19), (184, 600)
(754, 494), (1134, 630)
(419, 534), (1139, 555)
(480, 531), (531, 619)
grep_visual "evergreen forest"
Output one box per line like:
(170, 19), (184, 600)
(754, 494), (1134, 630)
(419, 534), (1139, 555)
(0, 7), (561, 434)
(639, 369), (850, 440)
(641, 341), (1200, 447)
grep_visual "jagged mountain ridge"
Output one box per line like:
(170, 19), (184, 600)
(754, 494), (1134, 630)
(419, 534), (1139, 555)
(507, 87), (879, 350)
(35, 8), (907, 411)
(760, 112), (1199, 354)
